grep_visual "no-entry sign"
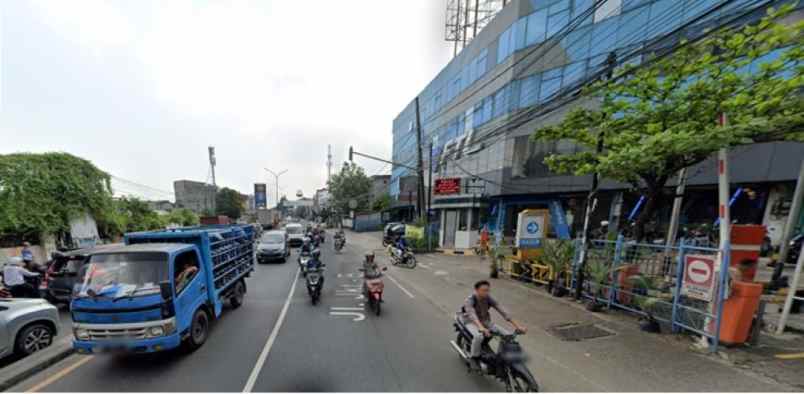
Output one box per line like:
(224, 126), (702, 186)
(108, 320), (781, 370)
(682, 254), (716, 302)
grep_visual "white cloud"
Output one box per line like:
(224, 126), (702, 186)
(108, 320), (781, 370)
(28, 0), (136, 49)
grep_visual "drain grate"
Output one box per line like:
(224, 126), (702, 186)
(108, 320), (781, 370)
(547, 322), (615, 341)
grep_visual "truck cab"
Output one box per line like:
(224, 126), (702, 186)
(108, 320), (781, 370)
(71, 225), (254, 354)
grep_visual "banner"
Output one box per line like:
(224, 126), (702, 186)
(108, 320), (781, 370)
(254, 183), (267, 209)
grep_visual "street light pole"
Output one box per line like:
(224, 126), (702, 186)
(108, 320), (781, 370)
(264, 168), (288, 210)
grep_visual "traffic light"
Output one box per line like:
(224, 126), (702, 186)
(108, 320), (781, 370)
(349, 146), (354, 162)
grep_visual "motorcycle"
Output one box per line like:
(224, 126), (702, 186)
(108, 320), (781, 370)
(334, 236), (345, 253)
(450, 317), (539, 392)
(306, 265), (325, 305)
(388, 244), (417, 269)
(298, 252), (312, 274)
(360, 266), (387, 316)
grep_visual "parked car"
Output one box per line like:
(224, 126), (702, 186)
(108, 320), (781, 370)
(257, 231), (289, 263)
(285, 223), (305, 247)
(41, 245), (117, 307)
(0, 298), (60, 358)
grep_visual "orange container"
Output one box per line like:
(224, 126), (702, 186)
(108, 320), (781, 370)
(730, 225), (766, 282)
(718, 281), (763, 345)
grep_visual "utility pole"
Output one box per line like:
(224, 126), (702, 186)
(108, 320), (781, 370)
(264, 168), (288, 210)
(428, 142), (434, 250)
(208, 146), (217, 214)
(575, 52), (617, 300)
(327, 144), (333, 186)
(415, 97), (425, 221)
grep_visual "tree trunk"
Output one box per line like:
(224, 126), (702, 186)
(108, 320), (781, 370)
(634, 188), (663, 242)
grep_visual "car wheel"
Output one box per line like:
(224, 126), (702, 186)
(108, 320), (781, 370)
(15, 323), (54, 356)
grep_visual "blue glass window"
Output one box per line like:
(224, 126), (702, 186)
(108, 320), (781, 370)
(540, 74), (562, 102)
(519, 74), (541, 108)
(647, 0), (681, 39)
(573, 0), (595, 26)
(563, 62), (586, 87)
(562, 25), (591, 62)
(476, 49), (488, 79)
(473, 103), (484, 128)
(514, 18), (528, 51)
(482, 96), (493, 122)
(616, 4), (649, 48)
(498, 27), (512, 63)
(493, 85), (511, 118)
(682, 0), (719, 24)
(526, 10), (548, 46)
(549, 0), (570, 14)
(547, 10), (569, 38)
(590, 17), (618, 56)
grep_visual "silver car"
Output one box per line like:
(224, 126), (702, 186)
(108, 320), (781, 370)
(0, 298), (59, 358)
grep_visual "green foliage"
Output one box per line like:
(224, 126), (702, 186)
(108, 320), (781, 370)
(371, 193), (392, 212)
(0, 152), (115, 239)
(328, 162), (372, 213)
(215, 187), (245, 220)
(539, 239), (575, 280)
(165, 208), (199, 227)
(531, 6), (803, 239)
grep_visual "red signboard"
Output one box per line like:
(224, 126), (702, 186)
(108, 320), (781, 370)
(434, 178), (461, 195)
(682, 254), (717, 302)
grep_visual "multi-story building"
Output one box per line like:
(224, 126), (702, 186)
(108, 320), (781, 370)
(370, 175), (391, 202)
(314, 188), (331, 213)
(391, 0), (804, 250)
(173, 180), (217, 214)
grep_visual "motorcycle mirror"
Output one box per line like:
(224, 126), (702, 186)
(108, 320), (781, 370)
(159, 281), (173, 300)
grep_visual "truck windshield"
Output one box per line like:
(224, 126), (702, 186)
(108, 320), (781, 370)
(74, 252), (169, 299)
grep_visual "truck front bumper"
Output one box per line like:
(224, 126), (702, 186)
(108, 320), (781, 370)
(74, 333), (181, 354)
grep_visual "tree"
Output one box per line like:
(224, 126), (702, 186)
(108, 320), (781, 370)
(215, 187), (246, 220)
(116, 197), (167, 233)
(0, 152), (116, 242)
(531, 5), (803, 240)
(372, 193), (392, 212)
(165, 208), (200, 227)
(329, 162), (372, 213)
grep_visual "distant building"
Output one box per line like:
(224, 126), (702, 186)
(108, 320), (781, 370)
(370, 175), (391, 202)
(173, 180), (217, 214)
(146, 200), (174, 214)
(314, 188), (330, 213)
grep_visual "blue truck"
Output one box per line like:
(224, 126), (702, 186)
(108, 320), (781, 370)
(70, 225), (255, 354)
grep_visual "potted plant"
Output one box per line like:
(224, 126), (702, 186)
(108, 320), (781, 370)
(585, 259), (611, 311)
(540, 239), (574, 297)
(628, 274), (663, 333)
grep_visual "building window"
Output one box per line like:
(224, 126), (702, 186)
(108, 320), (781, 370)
(470, 208), (481, 231)
(458, 209), (468, 231)
(526, 9), (548, 46)
(594, 0), (622, 23)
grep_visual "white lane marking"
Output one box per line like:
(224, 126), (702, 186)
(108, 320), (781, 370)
(329, 311), (365, 321)
(330, 306), (364, 311)
(25, 354), (95, 392)
(386, 274), (415, 299)
(419, 263), (432, 270)
(243, 268), (300, 393)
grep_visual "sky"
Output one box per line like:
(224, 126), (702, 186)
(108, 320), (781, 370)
(0, 0), (453, 204)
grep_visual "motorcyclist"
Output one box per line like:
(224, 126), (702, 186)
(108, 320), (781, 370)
(458, 280), (527, 371)
(362, 252), (382, 277)
(3, 257), (41, 298)
(306, 249), (325, 286)
(300, 237), (313, 255)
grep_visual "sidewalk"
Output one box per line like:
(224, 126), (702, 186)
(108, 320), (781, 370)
(350, 230), (799, 392)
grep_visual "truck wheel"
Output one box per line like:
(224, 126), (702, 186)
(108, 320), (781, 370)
(185, 308), (210, 352)
(230, 280), (246, 309)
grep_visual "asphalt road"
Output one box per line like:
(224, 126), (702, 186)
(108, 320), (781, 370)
(10, 235), (499, 392)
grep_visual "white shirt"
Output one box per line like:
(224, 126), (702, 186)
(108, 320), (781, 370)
(3, 265), (38, 286)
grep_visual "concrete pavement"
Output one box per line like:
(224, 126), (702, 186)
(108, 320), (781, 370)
(8, 230), (797, 392)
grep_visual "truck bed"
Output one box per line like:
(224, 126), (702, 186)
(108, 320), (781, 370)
(125, 225), (255, 297)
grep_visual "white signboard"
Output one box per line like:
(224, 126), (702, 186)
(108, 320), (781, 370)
(516, 213), (545, 248)
(682, 254), (717, 302)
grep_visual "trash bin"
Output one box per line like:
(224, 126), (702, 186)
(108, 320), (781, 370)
(719, 281), (763, 345)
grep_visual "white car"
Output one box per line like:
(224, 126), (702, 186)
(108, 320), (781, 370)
(0, 298), (60, 358)
(284, 223), (305, 248)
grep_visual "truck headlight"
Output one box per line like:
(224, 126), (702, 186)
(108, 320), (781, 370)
(164, 318), (176, 334)
(147, 326), (165, 338)
(74, 328), (90, 340)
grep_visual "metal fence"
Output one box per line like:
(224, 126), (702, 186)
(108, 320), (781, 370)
(572, 236), (730, 352)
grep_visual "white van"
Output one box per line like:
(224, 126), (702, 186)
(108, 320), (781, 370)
(285, 223), (305, 247)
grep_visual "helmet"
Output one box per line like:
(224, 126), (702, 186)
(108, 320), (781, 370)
(365, 252), (375, 263)
(312, 249), (321, 259)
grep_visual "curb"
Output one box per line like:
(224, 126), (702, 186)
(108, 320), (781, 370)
(0, 338), (75, 391)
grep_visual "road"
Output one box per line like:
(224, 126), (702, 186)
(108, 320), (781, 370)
(10, 234), (500, 392)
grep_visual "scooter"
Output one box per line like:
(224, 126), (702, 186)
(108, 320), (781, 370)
(334, 236), (345, 253)
(306, 265), (325, 305)
(450, 317), (539, 392)
(388, 243), (417, 269)
(298, 252), (311, 275)
(360, 266), (387, 316)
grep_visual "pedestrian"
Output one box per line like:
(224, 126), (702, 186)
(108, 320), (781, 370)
(21, 242), (34, 264)
(3, 257), (40, 298)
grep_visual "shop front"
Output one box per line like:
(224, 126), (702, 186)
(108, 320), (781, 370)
(431, 177), (488, 251)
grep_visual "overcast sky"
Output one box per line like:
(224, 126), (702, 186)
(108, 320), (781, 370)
(0, 0), (453, 203)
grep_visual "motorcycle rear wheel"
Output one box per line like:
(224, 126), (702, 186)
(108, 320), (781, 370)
(405, 254), (417, 268)
(509, 369), (539, 392)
